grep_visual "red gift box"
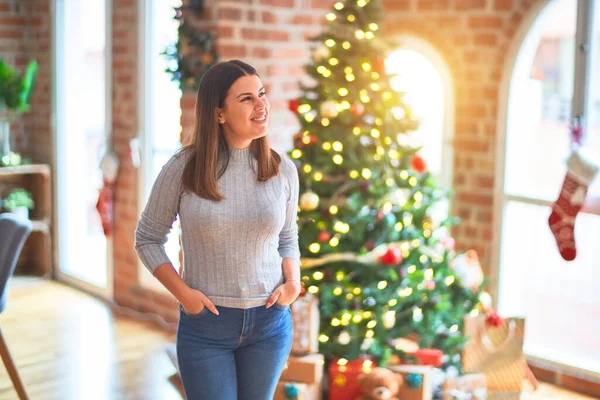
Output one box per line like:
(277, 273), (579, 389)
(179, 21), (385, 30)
(413, 348), (443, 367)
(328, 357), (376, 400)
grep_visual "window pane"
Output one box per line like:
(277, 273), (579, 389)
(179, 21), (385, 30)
(58, 0), (108, 288)
(385, 49), (446, 180)
(499, 201), (600, 373)
(149, 0), (182, 154)
(145, 0), (182, 273)
(586, 3), (600, 197)
(505, 0), (576, 201)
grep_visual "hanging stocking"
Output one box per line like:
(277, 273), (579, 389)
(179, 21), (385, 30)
(96, 179), (114, 237)
(548, 149), (599, 261)
(96, 150), (119, 237)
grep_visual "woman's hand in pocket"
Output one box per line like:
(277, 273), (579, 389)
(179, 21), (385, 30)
(266, 280), (301, 308)
(180, 287), (219, 315)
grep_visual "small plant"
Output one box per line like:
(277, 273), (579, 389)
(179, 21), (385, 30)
(3, 188), (34, 211)
(0, 59), (38, 117)
(0, 59), (38, 164)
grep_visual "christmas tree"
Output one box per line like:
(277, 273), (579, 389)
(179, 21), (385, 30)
(286, 0), (484, 371)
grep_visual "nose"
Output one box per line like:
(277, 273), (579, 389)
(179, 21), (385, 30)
(255, 97), (267, 111)
(255, 102), (265, 111)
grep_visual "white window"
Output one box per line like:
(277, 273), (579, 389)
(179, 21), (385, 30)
(385, 38), (454, 229)
(55, 0), (112, 297)
(138, 0), (182, 290)
(497, 0), (600, 375)
(385, 39), (454, 188)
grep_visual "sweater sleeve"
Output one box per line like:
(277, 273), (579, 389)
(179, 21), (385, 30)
(278, 155), (301, 262)
(134, 153), (185, 274)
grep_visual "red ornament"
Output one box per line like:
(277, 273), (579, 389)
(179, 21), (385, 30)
(380, 247), (403, 265)
(350, 103), (364, 116)
(288, 99), (300, 113)
(318, 230), (331, 242)
(410, 154), (427, 174)
(485, 310), (504, 328)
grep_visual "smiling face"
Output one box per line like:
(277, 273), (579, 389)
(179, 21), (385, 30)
(217, 74), (270, 149)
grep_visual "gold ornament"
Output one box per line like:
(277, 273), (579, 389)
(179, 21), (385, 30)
(300, 190), (320, 211)
(320, 100), (339, 118)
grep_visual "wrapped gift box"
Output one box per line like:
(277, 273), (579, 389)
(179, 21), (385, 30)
(274, 380), (322, 400)
(328, 357), (376, 400)
(442, 373), (487, 400)
(282, 354), (325, 384)
(291, 293), (320, 355)
(413, 348), (444, 367)
(388, 364), (433, 400)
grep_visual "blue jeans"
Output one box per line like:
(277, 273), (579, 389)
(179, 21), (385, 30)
(176, 302), (293, 400)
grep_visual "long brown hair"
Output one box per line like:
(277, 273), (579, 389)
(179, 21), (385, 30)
(181, 60), (281, 201)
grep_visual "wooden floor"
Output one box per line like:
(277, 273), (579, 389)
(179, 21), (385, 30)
(0, 278), (180, 400)
(0, 278), (595, 400)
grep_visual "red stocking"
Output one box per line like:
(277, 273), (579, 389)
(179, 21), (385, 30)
(96, 179), (114, 237)
(548, 149), (599, 261)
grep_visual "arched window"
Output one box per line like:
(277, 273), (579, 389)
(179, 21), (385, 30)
(497, 0), (600, 374)
(385, 41), (454, 188)
(138, 0), (183, 290)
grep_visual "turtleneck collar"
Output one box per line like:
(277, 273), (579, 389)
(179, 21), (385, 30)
(227, 146), (253, 164)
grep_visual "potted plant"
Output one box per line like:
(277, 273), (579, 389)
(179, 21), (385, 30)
(0, 59), (38, 166)
(2, 188), (34, 219)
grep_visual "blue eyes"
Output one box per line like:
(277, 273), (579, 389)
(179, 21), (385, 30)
(242, 92), (266, 102)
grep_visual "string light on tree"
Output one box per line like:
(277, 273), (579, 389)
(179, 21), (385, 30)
(285, 0), (482, 370)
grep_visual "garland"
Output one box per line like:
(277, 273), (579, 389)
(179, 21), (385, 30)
(162, 6), (218, 91)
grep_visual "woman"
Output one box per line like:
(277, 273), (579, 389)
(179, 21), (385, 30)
(135, 60), (302, 399)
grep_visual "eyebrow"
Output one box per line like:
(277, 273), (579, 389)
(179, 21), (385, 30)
(236, 87), (266, 99)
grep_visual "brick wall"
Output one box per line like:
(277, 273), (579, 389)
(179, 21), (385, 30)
(7, 0), (543, 323)
(111, 0), (187, 323)
(111, 0), (142, 314)
(379, 0), (538, 284)
(0, 0), (51, 162)
(134, 0), (542, 320)
(178, 0), (540, 287)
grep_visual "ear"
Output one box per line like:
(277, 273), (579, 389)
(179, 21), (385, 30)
(216, 108), (225, 124)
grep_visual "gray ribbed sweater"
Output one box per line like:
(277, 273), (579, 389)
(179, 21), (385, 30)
(134, 147), (301, 309)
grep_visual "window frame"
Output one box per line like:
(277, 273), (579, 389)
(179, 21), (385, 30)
(52, 0), (114, 299)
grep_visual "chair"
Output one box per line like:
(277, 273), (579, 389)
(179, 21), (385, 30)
(0, 213), (32, 400)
